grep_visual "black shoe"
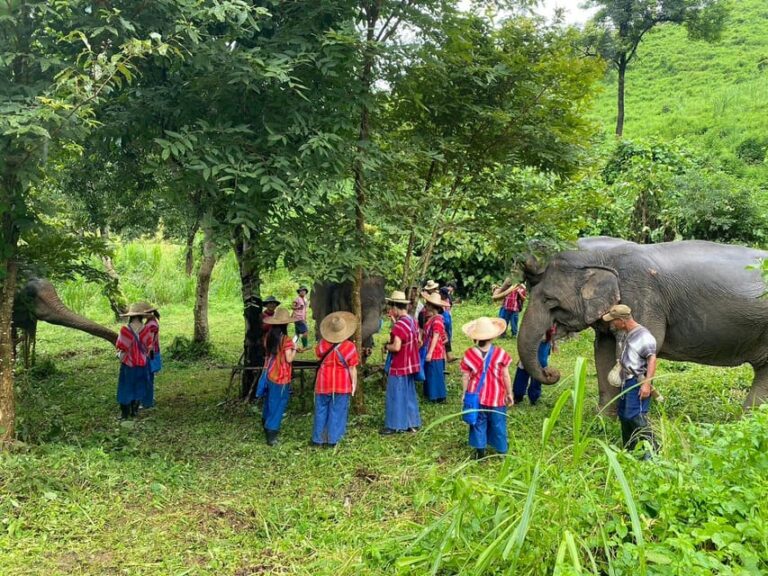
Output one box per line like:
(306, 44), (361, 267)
(407, 427), (420, 433)
(309, 440), (323, 448)
(379, 427), (397, 435)
(325, 443), (336, 449)
(266, 430), (279, 446)
(474, 449), (486, 460)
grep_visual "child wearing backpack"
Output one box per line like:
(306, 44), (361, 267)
(460, 317), (514, 459)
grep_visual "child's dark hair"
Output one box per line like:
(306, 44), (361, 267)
(128, 315), (144, 323)
(426, 302), (443, 313)
(392, 302), (408, 311)
(266, 324), (288, 356)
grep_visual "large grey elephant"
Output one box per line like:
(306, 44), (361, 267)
(310, 276), (385, 348)
(517, 238), (768, 411)
(13, 278), (119, 365)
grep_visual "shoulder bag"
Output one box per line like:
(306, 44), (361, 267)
(462, 345), (494, 425)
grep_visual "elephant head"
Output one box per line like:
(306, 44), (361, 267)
(518, 253), (620, 384)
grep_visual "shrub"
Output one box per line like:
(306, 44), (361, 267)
(736, 137), (767, 164)
(166, 336), (213, 362)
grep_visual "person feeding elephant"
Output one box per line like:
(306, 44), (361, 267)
(601, 304), (657, 456)
(381, 290), (422, 435)
(115, 302), (155, 419)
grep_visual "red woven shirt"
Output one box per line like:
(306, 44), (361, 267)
(460, 346), (512, 407)
(140, 318), (160, 353)
(315, 339), (359, 394)
(503, 286), (527, 312)
(266, 335), (296, 385)
(116, 325), (148, 368)
(389, 315), (420, 376)
(424, 314), (446, 361)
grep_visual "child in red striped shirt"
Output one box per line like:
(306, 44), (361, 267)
(311, 311), (359, 447)
(116, 302), (155, 419)
(261, 308), (297, 446)
(460, 316), (514, 459)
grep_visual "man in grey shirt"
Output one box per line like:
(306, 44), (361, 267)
(602, 304), (658, 456)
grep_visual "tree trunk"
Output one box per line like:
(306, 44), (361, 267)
(234, 231), (263, 400)
(0, 257), (17, 444)
(193, 225), (216, 344)
(184, 220), (199, 277)
(615, 55), (627, 137)
(99, 227), (128, 320)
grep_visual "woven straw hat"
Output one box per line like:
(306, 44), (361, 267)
(462, 316), (507, 341)
(320, 311), (358, 343)
(423, 280), (440, 292)
(422, 291), (446, 308)
(263, 308), (295, 325)
(120, 301), (156, 317)
(385, 290), (410, 304)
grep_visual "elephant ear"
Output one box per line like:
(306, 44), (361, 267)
(579, 268), (620, 325)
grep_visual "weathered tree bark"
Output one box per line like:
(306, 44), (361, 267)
(99, 227), (128, 320)
(0, 177), (19, 443)
(615, 55), (627, 137)
(184, 220), (199, 277)
(193, 225), (216, 344)
(234, 232), (263, 400)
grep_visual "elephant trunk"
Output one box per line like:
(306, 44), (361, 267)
(517, 295), (560, 385)
(32, 280), (119, 346)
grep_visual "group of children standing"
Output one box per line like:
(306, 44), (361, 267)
(115, 277), (554, 460)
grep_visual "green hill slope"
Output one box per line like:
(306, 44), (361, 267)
(591, 0), (768, 185)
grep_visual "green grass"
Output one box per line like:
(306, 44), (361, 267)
(1, 244), (764, 574)
(590, 0), (768, 187)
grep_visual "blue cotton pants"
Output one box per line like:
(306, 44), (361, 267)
(385, 374), (421, 431)
(469, 405), (508, 453)
(263, 380), (291, 432)
(312, 393), (350, 445)
(423, 359), (446, 401)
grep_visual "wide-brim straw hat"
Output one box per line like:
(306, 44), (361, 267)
(423, 280), (440, 292)
(120, 301), (157, 317)
(462, 316), (507, 341)
(422, 292), (446, 308)
(320, 311), (358, 343)
(385, 290), (410, 304)
(263, 308), (295, 325)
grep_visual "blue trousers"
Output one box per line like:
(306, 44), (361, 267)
(142, 371), (155, 408)
(617, 377), (651, 421)
(512, 367), (541, 404)
(312, 393), (350, 444)
(498, 309), (520, 336)
(385, 374), (421, 431)
(263, 380), (291, 432)
(423, 359), (446, 401)
(117, 364), (149, 405)
(469, 405), (508, 453)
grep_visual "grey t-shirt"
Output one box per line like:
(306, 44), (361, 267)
(619, 325), (657, 380)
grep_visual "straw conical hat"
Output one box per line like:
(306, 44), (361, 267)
(263, 308), (295, 325)
(462, 316), (507, 341)
(385, 290), (410, 304)
(320, 311), (358, 343)
(120, 301), (157, 317)
(422, 291), (446, 308)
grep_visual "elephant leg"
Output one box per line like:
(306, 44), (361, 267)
(594, 331), (618, 417)
(744, 363), (768, 410)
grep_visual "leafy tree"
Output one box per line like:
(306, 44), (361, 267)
(585, 0), (728, 136)
(0, 1), (164, 442)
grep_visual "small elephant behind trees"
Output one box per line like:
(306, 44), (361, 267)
(12, 278), (119, 366)
(517, 237), (768, 412)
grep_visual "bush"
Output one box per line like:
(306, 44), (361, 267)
(736, 137), (767, 164)
(166, 336), (213, 362)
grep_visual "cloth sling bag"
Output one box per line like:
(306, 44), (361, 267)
(608, 337), (641, 388)
(462, 345), (494, 425)
(314, 344), (352, 396)
(256, 357), (275, 398)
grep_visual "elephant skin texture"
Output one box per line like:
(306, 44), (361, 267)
(310, 276), (385, 349)
(12, 278), (119, 350)
(517, 238), (768, 412)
